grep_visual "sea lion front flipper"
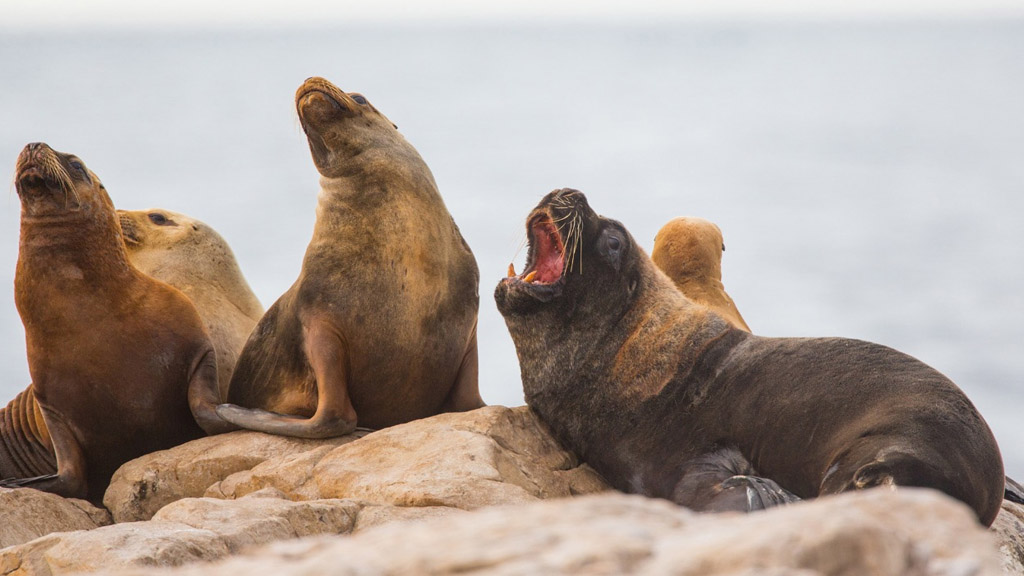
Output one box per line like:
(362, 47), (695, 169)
(216, 317), (357, 439)
(671, 447), (799, 513)
(24, 407), (88, 499)
(188, 347), (237, 435)
(440, 323), (485, 412)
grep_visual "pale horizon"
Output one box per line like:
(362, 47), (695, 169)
(4, 0), (1024, 30)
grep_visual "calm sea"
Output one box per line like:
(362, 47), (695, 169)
(1, 21), (1022, 475)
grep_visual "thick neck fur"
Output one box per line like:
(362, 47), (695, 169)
(516, 257), (729, 464)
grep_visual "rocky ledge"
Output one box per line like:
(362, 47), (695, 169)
(0, 405), (1021, 575)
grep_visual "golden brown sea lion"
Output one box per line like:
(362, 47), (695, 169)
(119, 208), (264, 399)
(212, 77), (483, 438)
(495, 188), (1004, 526)
(651, 216), (750, 331)
(2, 143), (224, 503)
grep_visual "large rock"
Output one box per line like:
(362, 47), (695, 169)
(107, 406), (609, 518)
(107, 489), (1004, 576)
(0, 488), (110, 549)
(104, 430), (363, 522)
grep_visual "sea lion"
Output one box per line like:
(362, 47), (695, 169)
(1, 143), (223, 503)
(651, 216), (750, 331)
(212, 76), (483, 438)
(119, 208), (265, 399)
(495, 188), (1004, 526)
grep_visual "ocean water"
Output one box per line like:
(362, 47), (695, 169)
(1, 21), (1022, 476)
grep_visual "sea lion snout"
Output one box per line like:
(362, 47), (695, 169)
(14, 143), (82, 214)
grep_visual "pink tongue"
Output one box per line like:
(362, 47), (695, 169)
(533, 222), (564, 283)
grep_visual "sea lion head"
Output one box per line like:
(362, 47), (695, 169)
(118, 208), (202, 250)
(495, 188), (645, 324)
(651, 217), (725, 285)
(294, 77), (403, 178)
(14, 142), (106, 219)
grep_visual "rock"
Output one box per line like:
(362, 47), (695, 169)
(105, 489), (1004, 576)
(0, 488), (111, 549)
(993, 499), (1024, 574)
(104, 430), (363, 523)
(0, 522), (229, 576)
(212, 406), (609, 508)
(151, 494), (361, 553)
(107, 406), (608, 520)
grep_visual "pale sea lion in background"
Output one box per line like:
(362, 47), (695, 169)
(1, 143), (221, 503)
(652, 216), (750, 332)
(213, 76), (484, 438)
(495, 188), (1004, 526)
(119, 208), (265, 399)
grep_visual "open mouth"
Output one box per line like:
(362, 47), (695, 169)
(504, 211), (566, 296)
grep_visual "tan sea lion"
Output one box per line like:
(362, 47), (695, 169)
(1, 143), (224, 503)
(212, 77), (484, 438)
(119, 208), (265, 399)
(495, 188), (1004, 526)
(651, 216), (750, 331)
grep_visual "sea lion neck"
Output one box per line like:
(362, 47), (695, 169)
(17, 205), (135, 289)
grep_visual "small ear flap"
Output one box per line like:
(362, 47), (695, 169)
(722, 243), (726, 252)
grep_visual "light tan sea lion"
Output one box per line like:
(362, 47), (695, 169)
(495, 188), (1004, 526)
(212, 76), (484, 438)
(119, 208), (264, 399)
(652, 216), (750, 332)
(1, 143), (221, 503)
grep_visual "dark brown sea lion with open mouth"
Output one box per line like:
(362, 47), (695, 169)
(495, 188), (1004, 526)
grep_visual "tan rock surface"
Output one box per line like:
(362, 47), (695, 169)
(0, 522), (228, 576)
(107, 406), (608, 519)
(104, 430), (363, 523)
(213, 406), (609, 507)
(0, 488), (110, 549)
(106, 489), (1004, 576)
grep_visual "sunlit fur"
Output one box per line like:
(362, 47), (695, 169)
(652, 217), (750, 332)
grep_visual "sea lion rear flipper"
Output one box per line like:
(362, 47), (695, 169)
(188, 347), (238, 435)
(671, 447), (799, 513)
(1006, 476), (1024, 504)
(216, 318), (357, 439)
(441, 324), (485, 412)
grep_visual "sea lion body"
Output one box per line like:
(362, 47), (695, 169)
(215, 77), (483, 437)
(119, 209), (264, 398)
(651, 216), (750, 331)
(3, 143), (220, 502)
(495, 188), (1004, 526)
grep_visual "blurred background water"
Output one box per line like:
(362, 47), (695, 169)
(1, 21), (1022, 475)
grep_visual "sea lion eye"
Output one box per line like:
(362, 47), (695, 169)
(148, 213), (169, 225)
(607, 236), (621, 251)
(69, 160), (85, 173)
(352, 94), (368, 105)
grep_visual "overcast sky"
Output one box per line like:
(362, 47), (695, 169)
(4, 0), (1024, 29)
